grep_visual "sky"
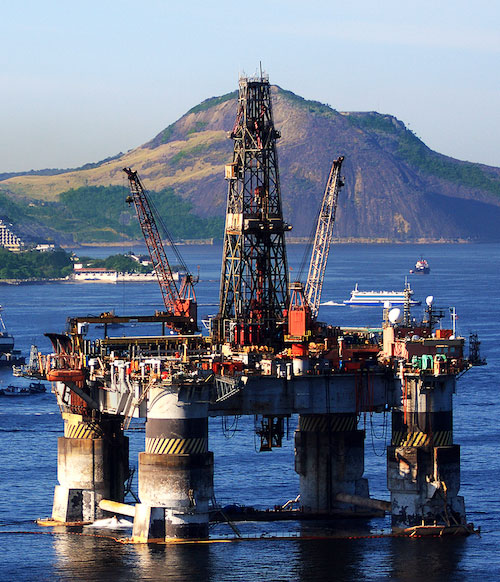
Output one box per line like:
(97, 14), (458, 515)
(2, 0), (499, 173)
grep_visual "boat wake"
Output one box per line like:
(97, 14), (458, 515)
(320, 301), (346, 306)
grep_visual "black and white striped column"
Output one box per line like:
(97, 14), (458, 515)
(133, 385), (213, 541)
(52, 414), (129, 523)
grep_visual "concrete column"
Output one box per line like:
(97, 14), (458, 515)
(387, 373), (465, 529)
(294, 413), (368, 514)
(52, 413), (129, 523)
(132, 384), (213, 541)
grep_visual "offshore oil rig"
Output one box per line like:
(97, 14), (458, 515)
(31, 74), (482, 542)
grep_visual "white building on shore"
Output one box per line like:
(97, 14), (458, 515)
(72, 265), (174, 283)
(0, 221), (24, 251)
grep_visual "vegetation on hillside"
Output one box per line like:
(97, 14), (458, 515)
(187, 121), (208, 135)
(396, 130), (500, 197)
(345, 112), (500, 198)
(279, 87), (338, 119)
(186, 91), (237, 115)
(155, 123), (176, 145)
(0, 185), (224, 244)
(0, 249), (179, 280)
(0, 248), (73, 279)
(345, 112), (399, 133)
(150, 91), (237, 146)
(57, 185), (224, 242)
(0, 191), (27, 222)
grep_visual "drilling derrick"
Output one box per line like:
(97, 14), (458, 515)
(213, 74), (291, 347)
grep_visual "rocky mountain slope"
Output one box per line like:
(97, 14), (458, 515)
(2, 86), (500, 242)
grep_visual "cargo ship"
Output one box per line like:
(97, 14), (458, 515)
(343, 283), (421, 306)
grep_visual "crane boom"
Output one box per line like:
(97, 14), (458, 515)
(123, 168), (197, 329)
(305, 156), (344, 319)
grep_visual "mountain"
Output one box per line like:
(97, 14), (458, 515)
(2, 86), (500, 243)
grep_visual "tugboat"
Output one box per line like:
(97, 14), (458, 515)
(410, 258), (430, 274)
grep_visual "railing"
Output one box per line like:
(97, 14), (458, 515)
(214, 376), (244, 403)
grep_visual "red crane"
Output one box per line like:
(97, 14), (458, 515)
(123, 167), (197, 333)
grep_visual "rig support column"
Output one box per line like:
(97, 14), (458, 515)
(387, 373), (465, 529)
(295, 413), (369, 514)
(52, 413), (129, 523)
(133, 384), (213, 541)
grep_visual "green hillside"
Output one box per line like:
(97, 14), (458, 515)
(0, 185), (224, 243)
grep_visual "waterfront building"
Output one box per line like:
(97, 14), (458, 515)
(0, 220), (24, 251)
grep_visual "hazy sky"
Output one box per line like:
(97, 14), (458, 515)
(2, 0), (499, 172)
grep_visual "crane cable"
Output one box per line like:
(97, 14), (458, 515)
(296, 198), (323, 284)
(144, 189), (191, 278)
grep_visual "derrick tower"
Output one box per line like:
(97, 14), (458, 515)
(213, 74), (291, 346)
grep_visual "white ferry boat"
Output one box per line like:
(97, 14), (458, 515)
(343, 283), (421, 306)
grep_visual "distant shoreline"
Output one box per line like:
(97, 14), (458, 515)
(63, 238), (216, 248)
(62, 237), (482, 249)
(0, 278), (70, 285)
(290, 237), (478, 244)
(0, 277), (162, 286)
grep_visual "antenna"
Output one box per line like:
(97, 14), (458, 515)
(450, 306), (457, 336)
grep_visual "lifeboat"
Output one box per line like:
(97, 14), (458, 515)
(46, 369), (85, 383)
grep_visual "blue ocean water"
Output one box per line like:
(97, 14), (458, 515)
(0, 243), (498, 581)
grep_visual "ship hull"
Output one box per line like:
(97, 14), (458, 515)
(344, 299), (421, 306)
(0, 333), (14, 354)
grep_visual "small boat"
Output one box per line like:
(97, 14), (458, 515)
(343, 283), (421, 306)
(0, 385), (30, 396)
(27, 382), (47, 394)
(410, 258), (430, 274)
(0, 382), (46, 396)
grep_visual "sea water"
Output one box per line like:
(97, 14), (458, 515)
(0, 243), (499, 581)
